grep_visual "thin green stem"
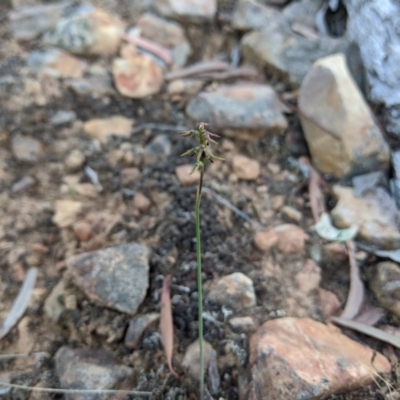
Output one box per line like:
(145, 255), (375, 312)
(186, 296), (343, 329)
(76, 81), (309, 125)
(196, 171), (204, 400)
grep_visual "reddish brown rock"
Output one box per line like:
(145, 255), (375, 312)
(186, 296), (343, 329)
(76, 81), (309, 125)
(255, 224), (308, 254)
(134, 192), (151, 212)
(72, 221), (92, 242)
(318, 288), (341, 319)
(112, 52), (163, 99)
(247, 318), (391, 400)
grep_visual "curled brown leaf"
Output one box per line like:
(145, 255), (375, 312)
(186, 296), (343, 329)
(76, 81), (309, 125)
(160, 275), (178, 377)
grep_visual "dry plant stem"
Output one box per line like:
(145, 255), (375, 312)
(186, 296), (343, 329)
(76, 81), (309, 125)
(196, 171), (205, 400)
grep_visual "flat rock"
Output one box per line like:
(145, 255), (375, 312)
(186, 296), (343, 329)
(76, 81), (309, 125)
(331, 186), (400, 250)
(175, 164), (200, 186)
(186, 84), (287, 140)
(50, 110), (77, 126)
(124, 312), (160, 349)
(27, 49), (86, 79)
(254, 224), (308, 254)
(67, 243), (150, 314)
(298, 53), (390, 179)
(246, 317), (391, 400)
(55, 346), (132, 400)
(83, 116), (133, 144)
(231, 155), (260, 180)
(182, 339), (217, 379)
(112, 52), (163, 98)
(136, 13), (191, 67)
(232, 0), (281, 31)
(369, 262), (400, 318)
(11, 134), (44, 162)
(155, 0), (216, 23)
(9, 2), (70, 40)
(241, 0), (347, 85)
(229, 316), (256, 333)
(205, 272), (256, 309)
(52, 200), (83, 228)
(44, 7), (125, 56)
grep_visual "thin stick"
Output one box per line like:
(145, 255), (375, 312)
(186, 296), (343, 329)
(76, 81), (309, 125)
(196, 171), (205, 400)
(0, 382), (151, 397)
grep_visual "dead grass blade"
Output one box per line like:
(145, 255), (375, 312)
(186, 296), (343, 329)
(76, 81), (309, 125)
(309, 164), (327, 223)
(0, 268), (38, 340)
(160, 275), (178, 378)
(331, 317), (400, 349)
(340, 241), (364, 320)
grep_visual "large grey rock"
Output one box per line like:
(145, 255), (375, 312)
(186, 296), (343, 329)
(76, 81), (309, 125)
(298, 53), (390, 178)
(241, 0), (347, 85)
(55, 346), (132, 400)
(346, 0), (400, 139)
(68, 244), (150, 315)
(186, 83), (287, 140)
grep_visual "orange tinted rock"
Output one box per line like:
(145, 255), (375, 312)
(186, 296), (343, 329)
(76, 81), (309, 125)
(318, 288), (341, 319)
(73, 221), (92, 242)
(254, 230), (278, 252)
(83, 116), (133, 144)
(295, 259), (321, 293)
(247, 317), (391, 400)
(231, 155), (260, 180)
(134, 192), (151, 212)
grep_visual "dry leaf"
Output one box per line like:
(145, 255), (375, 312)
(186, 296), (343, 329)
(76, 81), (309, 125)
(160, 275), (178, 377)
(309, 164), (327, 223)
(340, 241), (364, 320)
(331, 317), (400, 349)
(0, 268), (38, 340)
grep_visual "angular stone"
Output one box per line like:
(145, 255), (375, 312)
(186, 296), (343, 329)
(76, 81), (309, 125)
(44, 7), (126, 56)
(68, 243), (150, 315)
(175, 164), (200, 186)
(298, 53), (390, 178)
(205, 272), (256, 309)
(124, 313), (160, 349)
(136, 13), (191, 67)
(241, 0), (347, 85)
(11, 134), (44, 162)
(27, 49), (85, 79)
(231, 155), (260, 180)
(9, 2), (69, 41)
(55, 346), (132, 399)
(52, 200), (83, 228)
(369, 262), (400, 318)
(247, 318), (391, 400)
(186, 84), (287, 140)
(331, 186), (400, 250)
(255, 224), (308, 254)
(112, 54), (163, 98)
(155, 0), (217, 23)
(83, 116), (133, 144)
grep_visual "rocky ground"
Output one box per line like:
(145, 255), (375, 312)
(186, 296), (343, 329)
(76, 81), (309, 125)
(1, 0), (400, 399)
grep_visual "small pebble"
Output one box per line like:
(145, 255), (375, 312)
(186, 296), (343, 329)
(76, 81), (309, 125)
(281, 205), (302, 222)
(175, 164), (200, 186)
(65, 149), (85, 172)
(134, 192), (151, 212)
